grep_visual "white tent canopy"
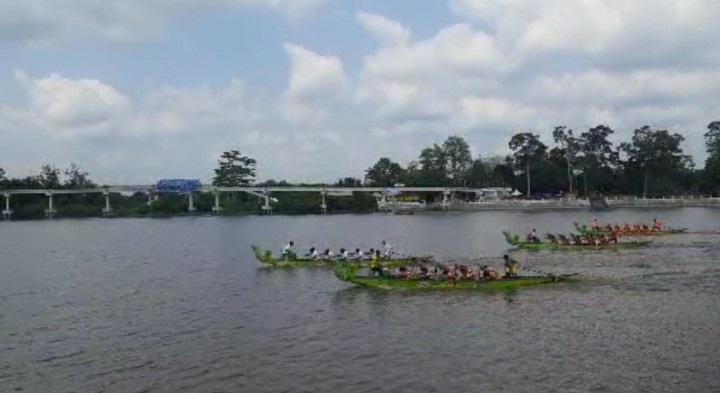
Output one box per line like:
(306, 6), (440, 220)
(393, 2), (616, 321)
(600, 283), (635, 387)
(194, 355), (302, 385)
(511, 189), (523, 197)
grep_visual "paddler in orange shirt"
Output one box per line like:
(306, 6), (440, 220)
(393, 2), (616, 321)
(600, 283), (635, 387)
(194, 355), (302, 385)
(652, 218), (663, 232)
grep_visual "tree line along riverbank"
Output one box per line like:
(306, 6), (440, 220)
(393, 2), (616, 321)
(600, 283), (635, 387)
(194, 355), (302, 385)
(2, 121), (720, 219)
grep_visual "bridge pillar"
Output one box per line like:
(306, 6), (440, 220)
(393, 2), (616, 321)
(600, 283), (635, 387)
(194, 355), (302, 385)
(442, 190), (451, 210)
(212, 191), (222, 214)
(45, 192), (57, 219)
(2, 193), (12, 220)
(262, 194), (272, 215)
(187, 192), (196, 213)
(102, 191), (113, 217)
(320, 192), (327, 214)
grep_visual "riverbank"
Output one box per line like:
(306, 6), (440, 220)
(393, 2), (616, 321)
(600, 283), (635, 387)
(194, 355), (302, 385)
(2, 196), (719, 221)
(384, 196), (720, 212)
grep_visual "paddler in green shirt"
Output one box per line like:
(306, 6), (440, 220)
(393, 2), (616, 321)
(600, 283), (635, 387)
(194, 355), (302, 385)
(370, 250), (383, 276)
(503, 254), (519, 278)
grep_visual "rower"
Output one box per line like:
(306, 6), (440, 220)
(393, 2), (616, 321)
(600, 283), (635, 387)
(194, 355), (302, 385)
(370, 250), (383, 276)
(652, 218), (663, 232)
(503, 255), (519, 278)
(355, 248), (365, 260)
(281, 241), (295, 260)
(338, 248), (349, 261)
(527, 229), (539, 243)
(305, 247), (318, 259)
(381, 240), (393, 258)
(608, 232), (619, 243)
(591, 218), (600, 230)
(481, 265), (500, 280)
(322, 249), (332, 260)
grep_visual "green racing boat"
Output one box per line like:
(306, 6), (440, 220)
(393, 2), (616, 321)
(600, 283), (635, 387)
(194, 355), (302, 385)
(503, 232), (653, 251)
(333, 261), (576, 290)
(251, 245), (433, 267)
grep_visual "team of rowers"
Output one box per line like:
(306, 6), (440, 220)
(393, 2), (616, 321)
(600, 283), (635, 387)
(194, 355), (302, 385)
(524, 228), (619, 245)
(589, 218), (664, 234)
(373, 255), (520, 281)
(546, 233), (619, 246)
(281, 240), (395, 261)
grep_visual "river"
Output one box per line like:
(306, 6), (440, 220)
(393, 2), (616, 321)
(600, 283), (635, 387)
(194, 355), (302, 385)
(1, 207), (719, 393)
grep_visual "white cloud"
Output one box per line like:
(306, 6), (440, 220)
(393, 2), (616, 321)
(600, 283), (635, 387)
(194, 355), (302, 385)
(129, 79), (250, 136)
(356, 11), (411, 47)
(450, 0), (720, 66)
(3, 3), (720, 183)
(11, 70), (130, 137)
(282, 43), (351, 124)
(0, 0), (330, 44)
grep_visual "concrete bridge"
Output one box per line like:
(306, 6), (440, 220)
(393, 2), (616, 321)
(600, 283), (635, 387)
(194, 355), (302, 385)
(0, 185), (491, 220)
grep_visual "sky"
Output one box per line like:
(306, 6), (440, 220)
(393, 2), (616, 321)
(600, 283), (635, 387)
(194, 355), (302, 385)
(1, 0), (719, 185)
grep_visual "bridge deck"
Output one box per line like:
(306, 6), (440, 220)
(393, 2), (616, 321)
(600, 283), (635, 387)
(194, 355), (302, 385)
(0, 186), (492, 195)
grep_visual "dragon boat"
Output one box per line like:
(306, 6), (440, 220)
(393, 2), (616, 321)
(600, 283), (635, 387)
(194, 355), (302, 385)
(333, 261), (576, 290)
(251, 245), (432, 267)
(503, 232), (653, 250)
(574, 222), (688, 237)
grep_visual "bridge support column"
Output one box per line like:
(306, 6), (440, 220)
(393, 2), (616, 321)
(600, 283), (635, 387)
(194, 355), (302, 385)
(187, 192), (196, 213)
(320, 192), (327, 214)
(212, 192), (222, 214)
(2, 193), (12, 220)
(442, 191), (451, 211)
(262, 194), (272, 215)
(45, 192), (57, 219)
(102, 191), (113, 217)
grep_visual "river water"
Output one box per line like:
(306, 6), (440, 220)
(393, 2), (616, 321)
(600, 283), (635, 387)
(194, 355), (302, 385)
(1, 208), (719, 393)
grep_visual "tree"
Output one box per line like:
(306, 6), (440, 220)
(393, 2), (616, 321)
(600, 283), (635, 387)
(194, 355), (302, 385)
(705, 121), (720, 187)
(38, 164), (61, 189)
(578, 125), (619, 194)
(465, 157), (488, 187)
(0, 168), (5, 184)
(364, 157), (406, 187)
(213, 150), (257, 187)
(508, 132), (547, 197)
(619, 126), (691, 197)
(336, 177), (362, 187)
(442, 135), (472, 186)
(64, 163), (95, 189)
(552, 126), (579, 194)
(416, 144), (448, 186)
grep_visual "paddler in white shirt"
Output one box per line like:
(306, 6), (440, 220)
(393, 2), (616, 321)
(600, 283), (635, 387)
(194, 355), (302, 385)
(281, 241), (295, 260)
(381, 240), (393, 258)
(355, 248), (365, 260)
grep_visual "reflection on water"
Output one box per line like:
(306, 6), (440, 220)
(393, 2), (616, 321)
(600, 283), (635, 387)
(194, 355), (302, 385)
(1, 208), (719, 393)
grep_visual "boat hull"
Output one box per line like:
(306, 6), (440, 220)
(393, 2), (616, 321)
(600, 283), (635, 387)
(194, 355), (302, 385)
(503, 232), (652, 250)
(333, 262), (574, 289)
(251, 245), (428, 267)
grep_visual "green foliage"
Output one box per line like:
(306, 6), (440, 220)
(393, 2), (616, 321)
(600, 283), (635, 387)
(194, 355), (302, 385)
(508, 132), (547, 197)
(704, 122), (720, 188)
(443, 135), (473, 185)
(213, 150), (257, 186)
(64, 163), (95, 189)
(619, 126), (692, 197)
(365, 158), (406, 186)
